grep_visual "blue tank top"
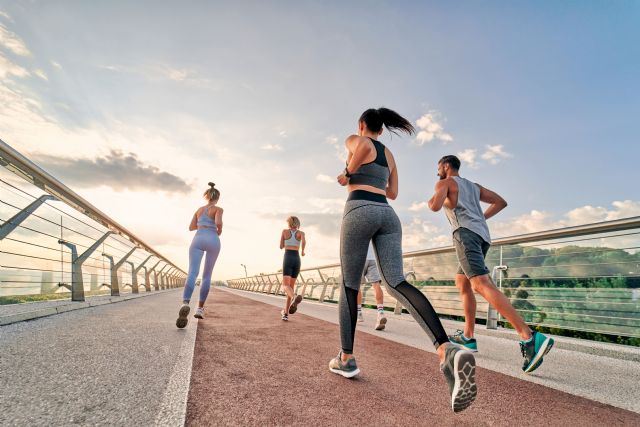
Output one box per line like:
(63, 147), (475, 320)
(284, 229), (301, 248)
(196, 205), (217, 228)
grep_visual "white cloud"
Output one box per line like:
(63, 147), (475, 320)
(0, 52), (29, 79)
(0, 11), (13, 23)
(101, 63), (220, 90)
(481, 144), (512, 165)
(51, 60), (62, 69)
(415, 111), (453, 145)
(0, 23), (30, 56)
(261, 143), (283, 151)
(403, 217), (450, 251)
(315, 174), (334, 184)
(408, 201), (428, 212)
(491, 200), (640, 238)
(457, 148), (478, 168)
(307, 197), (344, 213)
(491, 210), (558, 237)
(161, 67), (189, 81)
(34, 69), (48, 81)
(326, 134), (347, 162)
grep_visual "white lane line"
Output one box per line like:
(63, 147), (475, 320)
(154, 316), (199, 427)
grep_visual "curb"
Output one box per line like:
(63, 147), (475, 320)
(0, 289), (182, 326)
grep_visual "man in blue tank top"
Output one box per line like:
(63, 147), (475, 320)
(427, 155), (554, 374)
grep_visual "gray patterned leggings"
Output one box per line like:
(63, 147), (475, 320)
(339, 197), (449, 354)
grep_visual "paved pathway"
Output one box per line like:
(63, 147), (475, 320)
(0, 289), (195, 426)
(224, 287), (640, 413)
(1, 287), (639, 426)
(186, 289), (639, 426)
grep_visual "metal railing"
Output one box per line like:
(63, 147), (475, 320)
(228, 217), (640, 339)
(0, 139), (186, 301)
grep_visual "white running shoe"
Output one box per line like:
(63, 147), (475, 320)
(357, 311), (364, 323)
(194, 307), (205, 319)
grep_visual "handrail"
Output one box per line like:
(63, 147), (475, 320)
(0, 138), (186, 275)
(231, 215), (640, 277)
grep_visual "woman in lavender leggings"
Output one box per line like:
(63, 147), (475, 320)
(176, 182), (223, 328)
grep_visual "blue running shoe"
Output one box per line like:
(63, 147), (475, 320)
(520, 331), (554, 373)
(448, 330), (478, 352)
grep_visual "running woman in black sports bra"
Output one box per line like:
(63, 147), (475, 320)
(328, 107), (477, 413)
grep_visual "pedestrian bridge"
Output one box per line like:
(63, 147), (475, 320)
(0, 139), (639, 426)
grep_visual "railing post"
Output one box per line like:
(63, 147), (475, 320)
(150, 260), (162, 290)
(0, 195), (56, 240)
(134, 255), (153, 292)
(158, 264), (169, 290)
(167, 267), (177, 289)
(274, 275), (282, 295)
(318, 272), (329, 303)
(319, 276), (335, 304)
(102, 246), (138, 297)
(59, 231), (113, 302)
(125, 260), (139, 294)
(486, 265), (508, 329)
(296, 273), (306, 295)
(267, 275), (274, 294)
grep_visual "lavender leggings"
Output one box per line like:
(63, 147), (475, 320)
(183, 228), (221, 303)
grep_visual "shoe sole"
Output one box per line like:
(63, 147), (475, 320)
(329, 366), (360, 379)
(524, 337), (553, 374)
(375, 317), (387, 331)
(451, 350), (477, 413)
(288, 295), (303, 314)
(176, 305), (190, 329)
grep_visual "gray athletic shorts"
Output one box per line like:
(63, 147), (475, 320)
(362, 259), (381, 283)
(453, 227), (490, 278)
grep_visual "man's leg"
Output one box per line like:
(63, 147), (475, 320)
(455, 274), (477, 338)
(469, 274), (531, 340)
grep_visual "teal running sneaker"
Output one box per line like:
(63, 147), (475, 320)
(520, 331), (554, 373)
(440, 344), (477, 413)
(448, 330), (478, 352)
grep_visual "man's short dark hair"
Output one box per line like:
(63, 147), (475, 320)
(439, 155), (461, 170)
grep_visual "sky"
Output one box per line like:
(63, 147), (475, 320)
(0, 1), (638, 279)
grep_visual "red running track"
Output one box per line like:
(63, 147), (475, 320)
(185, 290), (639, 426)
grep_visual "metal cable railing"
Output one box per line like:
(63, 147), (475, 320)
(0, 139), (187, 301)
(228, 217), (640, 339)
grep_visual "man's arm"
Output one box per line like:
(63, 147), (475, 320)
(479, 185), (507, 220)
(428, 180), (449, 212)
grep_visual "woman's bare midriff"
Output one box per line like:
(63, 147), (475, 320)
(284, 246), (300, 251)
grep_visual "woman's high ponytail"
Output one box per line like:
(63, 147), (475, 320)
(359, 107), (415, 136)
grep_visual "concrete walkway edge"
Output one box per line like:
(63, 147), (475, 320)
(0, 289), (180, 326)
(154, 314), (199, 427)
